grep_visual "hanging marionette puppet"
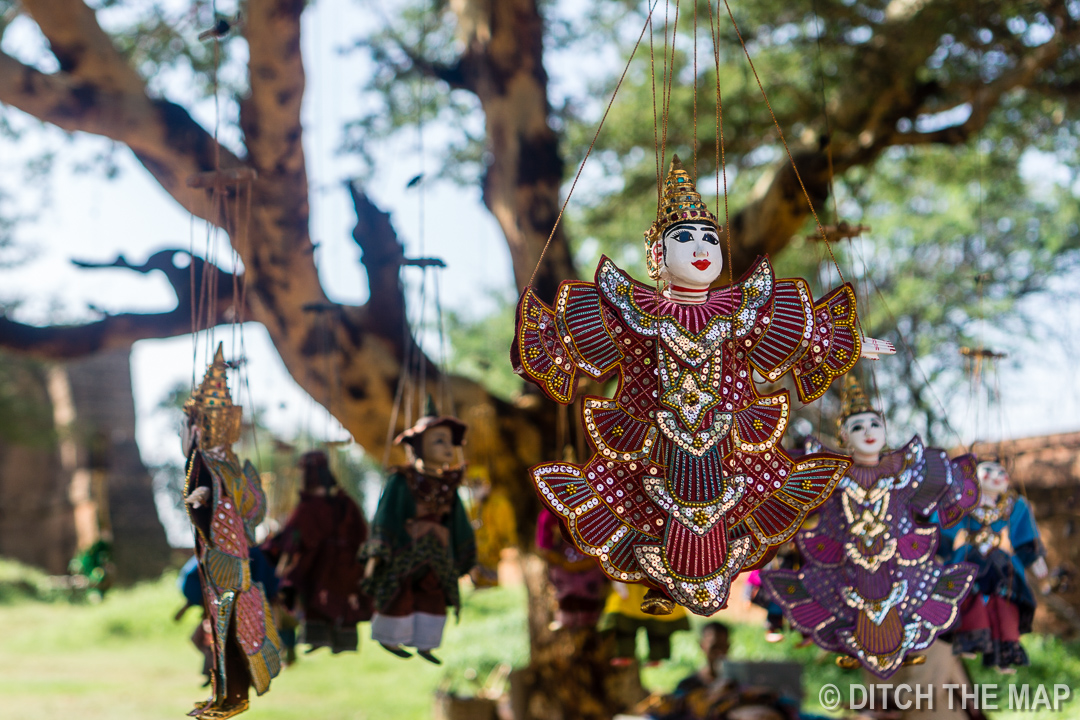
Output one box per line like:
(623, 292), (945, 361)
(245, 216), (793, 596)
(362, 403), (477, 664)
(274, 450), (372, 654)
(941, 458), (1048, 671)
(759, 376), (980, 678)
(466, 468), (519, 588)
(537, 506), (609, 630)
(511, 156), (895, 616)
(182, 344), (282, 719)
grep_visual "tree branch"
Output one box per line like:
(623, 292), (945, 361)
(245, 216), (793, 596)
(447, 0), (575, 300)
(885, 38), (1067, 148)
(0, 49), (247, 228)
(20, 0), (145, 94)
(240, 0), (307, 186)
(386, 35), (470, 91)
(0, 249), (246, 358)
(347, 181), (407, 335)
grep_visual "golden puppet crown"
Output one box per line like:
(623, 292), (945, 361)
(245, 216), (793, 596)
(184, 343), (242, 449)
(644, 155), (720, 281)
(837, 374), (878, 434)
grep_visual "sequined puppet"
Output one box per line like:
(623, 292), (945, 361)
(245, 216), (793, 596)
(276, 450), (372, 653)
(941, 459), (1047, 671)
(746, 426), (816, 643)
(182, 345), (282, 719)
(759, 376), (979, 678)
(537, 507), (608, 629)
(466, 472), (519, 588)
(362, 411), (477, 664)
(511, 156), (895, 616)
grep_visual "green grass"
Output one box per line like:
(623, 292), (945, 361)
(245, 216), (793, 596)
(0, 562), (527, 720)
(3, 557), (1078, 720)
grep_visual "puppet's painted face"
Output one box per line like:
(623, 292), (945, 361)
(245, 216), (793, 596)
(661, 222), (724, 287)
(420, 425), (457, 467)
(841, 411), (886, 457)
(977, 461), (1010, 496)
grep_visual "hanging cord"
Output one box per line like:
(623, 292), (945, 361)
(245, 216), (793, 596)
(992, 365), (1032, 505)
(705, 0), (736, 422)
(382, 302), (416, 469)
(847, 237), (965, 447)
(656, 0), (673, 175)
(651, 9), (662, 205)
(807, 0), (882, 406)
(434, 270), (456, 417)
(692, 0), (698, 178)
(706, 0), (732, 286)
(719, 1), (854, 304)
(526, 0), (661, 288)
(190, 214), (198, 389)
(415, 270), (429, 419)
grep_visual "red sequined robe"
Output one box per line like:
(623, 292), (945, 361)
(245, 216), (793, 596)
(512, 256), (861, 615)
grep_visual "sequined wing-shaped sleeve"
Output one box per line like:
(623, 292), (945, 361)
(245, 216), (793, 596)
(512, 281), (622, 404)
(748, 280), (860, 403)
(938, 453), (979, 528)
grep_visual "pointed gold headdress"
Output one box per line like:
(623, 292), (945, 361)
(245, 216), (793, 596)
(184, 343), (242, 449)
(644, 155), (720, 280)
(837, 374), (878, 434)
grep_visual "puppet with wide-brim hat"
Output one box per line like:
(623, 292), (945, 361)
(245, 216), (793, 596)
(362, 403), (476, 665)
(393, 413), (468, 457)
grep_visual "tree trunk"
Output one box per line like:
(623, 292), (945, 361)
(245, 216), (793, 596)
(513, 553), (648, 720)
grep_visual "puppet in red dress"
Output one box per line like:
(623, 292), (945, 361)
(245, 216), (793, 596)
(276, 450), (371, 654)
(511, 157), (895, 616)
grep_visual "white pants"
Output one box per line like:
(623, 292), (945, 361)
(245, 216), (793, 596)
(371, 612), (447, 651)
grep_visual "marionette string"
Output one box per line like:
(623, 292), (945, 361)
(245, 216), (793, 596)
(805, 0), (884, 410)
(526, 0), (662, 289)
(705, 0), (732, 286)
(848, 238), (964, 447)
(720, 0), (854, 307)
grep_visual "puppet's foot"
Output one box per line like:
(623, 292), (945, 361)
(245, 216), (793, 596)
(903, 654), (926, 667)
(835, 655), (860, 670)
(379, 643), (413, 659)
(640, 589), (675, 616)
(189, 700), (249, 719)
(417, 650), (442, 665)
(765, 632), (784, 643)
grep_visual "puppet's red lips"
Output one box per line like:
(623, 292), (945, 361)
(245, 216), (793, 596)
(692, 259), (712, 270)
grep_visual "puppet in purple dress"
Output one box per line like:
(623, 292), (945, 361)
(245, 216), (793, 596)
(760, 376), (979, 678)
(537, 507), (608, 629)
